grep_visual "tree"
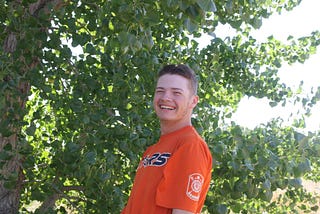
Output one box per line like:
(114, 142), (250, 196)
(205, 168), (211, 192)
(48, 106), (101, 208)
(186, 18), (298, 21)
(0, 0), (319, 213)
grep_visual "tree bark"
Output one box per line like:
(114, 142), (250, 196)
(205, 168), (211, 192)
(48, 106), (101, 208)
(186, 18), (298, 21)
(0, 135), (24, 214)
(0, 61), (30, 213)
(0, 0), (63, 212)
(0, 24), (24, 212)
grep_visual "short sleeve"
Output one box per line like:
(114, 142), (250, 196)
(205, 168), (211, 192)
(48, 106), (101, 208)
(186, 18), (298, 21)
(155, 140), (211, 212)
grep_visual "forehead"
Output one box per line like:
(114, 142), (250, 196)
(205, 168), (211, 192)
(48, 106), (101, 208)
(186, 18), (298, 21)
(156, 74), (191, 89)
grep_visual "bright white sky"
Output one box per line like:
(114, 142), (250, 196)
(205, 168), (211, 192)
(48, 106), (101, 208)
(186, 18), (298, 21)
(213, 0), (320, 131)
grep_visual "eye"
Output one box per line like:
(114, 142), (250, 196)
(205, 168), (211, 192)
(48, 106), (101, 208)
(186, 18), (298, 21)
(174, 91), (182, 95)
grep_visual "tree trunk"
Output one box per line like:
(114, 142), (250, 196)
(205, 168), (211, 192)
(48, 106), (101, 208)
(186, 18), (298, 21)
(0, 71), (30, 213)
(0, 0), (64, 212)
(0, 37), (33, 212)
(0, 135), (24, 214)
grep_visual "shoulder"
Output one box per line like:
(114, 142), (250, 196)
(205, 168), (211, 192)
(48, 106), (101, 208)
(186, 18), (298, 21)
(176, 127), (211, 159)
(178, 126), (206, 147)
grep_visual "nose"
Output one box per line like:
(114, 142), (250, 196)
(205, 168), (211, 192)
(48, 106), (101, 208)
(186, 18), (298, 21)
(160, 92), (172, 101)
(161, 96), (171, 101)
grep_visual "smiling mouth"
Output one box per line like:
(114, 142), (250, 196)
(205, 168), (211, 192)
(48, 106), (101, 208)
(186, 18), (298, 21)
(160, 105), (176, 110)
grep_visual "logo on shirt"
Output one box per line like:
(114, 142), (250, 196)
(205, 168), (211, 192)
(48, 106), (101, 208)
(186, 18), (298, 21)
(186, 173), (204, 201)
(139, 152), (171, 168)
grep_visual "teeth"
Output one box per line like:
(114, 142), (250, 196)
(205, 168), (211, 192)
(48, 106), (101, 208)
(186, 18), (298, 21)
(160, 105), (175, 110)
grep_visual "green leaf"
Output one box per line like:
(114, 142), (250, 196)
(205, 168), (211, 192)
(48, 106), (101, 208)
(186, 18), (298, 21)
(184, 18), (198, 33)
(230, 191), (242, 200)
(0, 121), (14, 137)
(234, 180), (245, 192)
(85, 43), (96, 54)
(100, 172), (111, 182)
(269, 101), (278, 107)
(85, 151), (97, 165)
(276, 179), (288, 190)
(83, 115), (90, 124)
(4, 180), (16, 190)
(230, 160), (241, 171)
(261, 189), (273, 202)
(26, 123), (36, 136)
(0, 151), (12, 161)
(294, 158), (312, 177)
(3, 143), (12, 151)
(311, 205), (319, 212)
(252, 17), (262, 29)
(288, 178), (302, 188)
(67, 142), (80, 153)
(262, 179), (271, 190)
(229, 20), (242, 29)
(32, 189), (46, 201)
(215, 204), (228, 214)
(196, 0), (217, 12)
(244, 159), (254, 170)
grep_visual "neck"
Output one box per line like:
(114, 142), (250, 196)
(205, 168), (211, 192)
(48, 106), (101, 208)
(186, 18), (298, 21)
(160, 120), (192, 135)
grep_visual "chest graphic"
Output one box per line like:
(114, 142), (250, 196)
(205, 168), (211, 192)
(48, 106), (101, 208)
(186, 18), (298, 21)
(139, 152), (171, 168)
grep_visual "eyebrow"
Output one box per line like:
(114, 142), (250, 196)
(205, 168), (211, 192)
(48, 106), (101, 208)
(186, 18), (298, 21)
(156, 87), (184, 91)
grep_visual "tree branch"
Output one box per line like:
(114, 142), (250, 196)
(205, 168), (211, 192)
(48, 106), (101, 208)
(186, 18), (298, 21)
(29, 0), (66, 16)
(37, 184), (84, 213)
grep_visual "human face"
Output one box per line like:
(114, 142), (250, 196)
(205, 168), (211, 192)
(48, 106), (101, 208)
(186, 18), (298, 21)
(153, 74), (198, 125)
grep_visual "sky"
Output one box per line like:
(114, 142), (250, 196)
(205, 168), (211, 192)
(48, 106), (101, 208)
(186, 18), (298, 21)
(212, 0), (320, 131)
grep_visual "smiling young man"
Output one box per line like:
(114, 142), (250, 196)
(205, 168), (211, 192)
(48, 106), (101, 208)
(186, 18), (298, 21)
(121, 64), (212, 214)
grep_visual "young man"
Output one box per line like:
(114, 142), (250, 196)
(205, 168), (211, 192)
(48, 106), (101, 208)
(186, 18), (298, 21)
(121, 64), (212, 214)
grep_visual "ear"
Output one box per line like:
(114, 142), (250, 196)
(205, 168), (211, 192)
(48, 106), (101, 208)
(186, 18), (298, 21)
(190, 95), (199, 108)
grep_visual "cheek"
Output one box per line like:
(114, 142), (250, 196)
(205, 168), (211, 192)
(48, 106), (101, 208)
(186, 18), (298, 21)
(153, 96), (158, 107)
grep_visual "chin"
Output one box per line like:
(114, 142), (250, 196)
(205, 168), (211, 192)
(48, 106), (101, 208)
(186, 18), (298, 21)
(157, 115), (176, 121)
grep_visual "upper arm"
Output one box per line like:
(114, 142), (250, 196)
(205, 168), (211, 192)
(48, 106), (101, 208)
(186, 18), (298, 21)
(156, 140), (212, 213)
(172, 209), (193, 214)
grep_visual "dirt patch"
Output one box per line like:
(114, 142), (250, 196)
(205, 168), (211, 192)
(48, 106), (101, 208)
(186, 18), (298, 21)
(303, 179), (320, 195)
(272, 179), (320, 214)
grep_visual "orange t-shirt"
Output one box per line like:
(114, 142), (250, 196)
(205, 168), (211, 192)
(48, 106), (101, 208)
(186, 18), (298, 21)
(122, 126), (212, 214)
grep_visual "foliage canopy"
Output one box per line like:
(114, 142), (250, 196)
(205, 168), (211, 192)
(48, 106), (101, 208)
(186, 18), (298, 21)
(0, 0), (319, 213)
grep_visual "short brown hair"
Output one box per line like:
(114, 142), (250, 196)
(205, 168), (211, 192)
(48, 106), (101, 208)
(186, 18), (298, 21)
(157, 64), (198, 95)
